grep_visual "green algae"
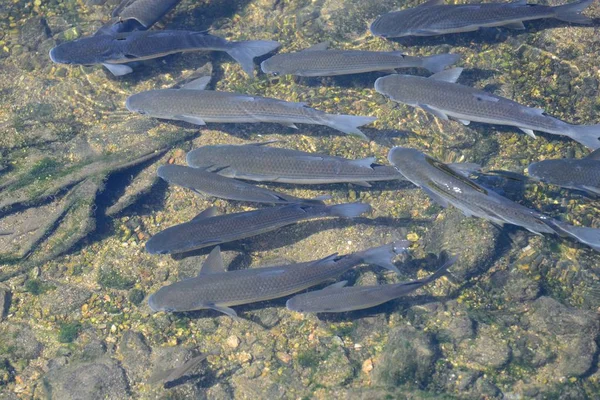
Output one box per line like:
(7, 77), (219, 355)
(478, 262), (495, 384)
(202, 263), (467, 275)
(58, 322), (82, 343)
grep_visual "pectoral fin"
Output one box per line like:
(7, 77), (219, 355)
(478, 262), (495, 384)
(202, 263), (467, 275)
(181, 76), (211, 90)
(103, 63), (133, 76)
(419, 104), (449, 120)
(349, 157), (376, 168)
(198, 246), (226, 276)
(353, 181), (372, 188)
(503, 21), (526, 29)
(303, 42), (330, 51)
(430, 67), (463, 83)
(192, 207), (219, 221)
(208, 304), (239, 319)
(519, 128), (536, 138)
(422, 187), (450, 208)
(174, 115), (207, 125)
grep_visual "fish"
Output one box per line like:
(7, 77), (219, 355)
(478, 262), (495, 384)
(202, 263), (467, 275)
(147, 242), (409, 317)
(260, 41), (460, 76)
(145, 202), (371, 255)
(148, 351), (218, 387)
(370, 0), (593, 38)
(527, 148), (600, 196)
(185, 141), (403, 186)
(96, 0), (182, 34)
(157, 164), (326, 204)
(126, 77), (376, 138)
(286, 256), (456, 313)
(388, 146), (600, 251)
(49, 30), (280, 76)
(375, 68), (600, 149)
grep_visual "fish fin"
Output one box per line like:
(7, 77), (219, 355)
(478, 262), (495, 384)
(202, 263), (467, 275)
(174, 115), (207, 125)
(419, 104), (449, 120)
(102, 63), (133, 76)
(420, 255), (458, 284)
(303, 42), (330, 51)
(181, 76), (211, 90)
(422, 186), (450, 208)
(523, 107), (546, 116)
(447, 162), (482, 177)
(503, 21), (526, 29)
(512, 0), (527, 5)
(547, 220), (600, 251)
(519, 128), (537, 138)
(328, 202), (371, 218)
(566, 124), (600, 149)
(226, 40), (281, 76)
(322, 281), (348, 291)
(430, 67), (463, 83)
(418, 0), (445, 7)
(472, 93), (500, 102)
(579, 185), (600, 196)
(198, 246), (226, 276)
(284, 123), (299, 129)
(209, 304), (239, 319)
(420, 53), (462, 74)
(489, 169), (530, 182)
(192, 206), (219, 221)
(349, 157), (376, 168)
(323, 114), (376, 139)
(248, 140), (279, 146)
(357, 241), (410, 274)
(390, 51), (407, 58)
(353, 181), (372, 188)
(586, 148), (600, 160)
(293, 155), (326, 162)
(457, 119), (471, 126)
(552, 0), (594, 24)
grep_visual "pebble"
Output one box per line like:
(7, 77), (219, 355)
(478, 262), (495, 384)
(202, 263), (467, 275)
(227, 335), (241, 349)
(362, 358), (374, 373)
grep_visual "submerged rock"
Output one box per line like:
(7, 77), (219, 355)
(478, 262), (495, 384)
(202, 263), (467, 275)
(0, 323), (43, 363)
(0, 285), (10, 320)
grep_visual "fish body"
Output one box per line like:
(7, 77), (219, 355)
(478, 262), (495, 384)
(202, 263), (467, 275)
(375, 68), (600, 149)
(261, 45), (460, 76)
(49, 30), (280, 76)
(97, 0), (182, 34)
(388, 147), (600, 251)
(286, 256), (456, 313)
(370, 0), (593, 38)
(157, 164), (324, 204)
(527, 149), (600, 195)
(126, 87), (376, 138)
(185, 143), (403, 185)
(148, 242), (408, 315)
(145, 202), (371, 255)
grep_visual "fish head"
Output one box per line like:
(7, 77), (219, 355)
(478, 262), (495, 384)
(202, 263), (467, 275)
(49, 34), (119, 65)
(387, 146), (426, 177)
(125, 91), (172, 119)
(285, 296), (307, 312)
(259, 58), (279, 75)
(148, 287), (179, 312)
(374, 74), (418, 105)
(369, 10), (418, 38)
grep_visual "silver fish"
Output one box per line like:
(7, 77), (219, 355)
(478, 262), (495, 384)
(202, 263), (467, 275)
(126, 78), (376, 138)
(145, 202), (371, 255)
(186, 141), (403, 186)
(528, 148), (600, 196)
(371, 0), (593, 38)
(375, 68), (600, 149)
(148, 242), (408, 317)
(96, 0), (182, 34)
(157, 164), (326, 204)
(260, 41), (460, 76)
(286, 256), (456, 313)
(388, 146), (600, 251)
(49, 30), (279, 76)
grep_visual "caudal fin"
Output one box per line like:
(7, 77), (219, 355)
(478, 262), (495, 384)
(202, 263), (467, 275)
(227, 40), (281, 76)
(567, 124), (600, 149)
(548, 220), (600, 251)
(421, 255), (458, 284)
(553, 0), (594, 24)
(421, 53), (462, 74)
(324, 114), (377, 139)
(328, 202), (372, 218)
(354, 241), (411, 274)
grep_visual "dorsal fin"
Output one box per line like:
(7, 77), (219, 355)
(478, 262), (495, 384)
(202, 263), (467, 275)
(199, 246), (225, 276)
(192, 206), (219, 221)
(303, 42), (330, 51)
(586, 148), (600, 160)
(349, 157), (376, 168)
(182, 76), (211, 90)
(419, 0), (444, 7)
(249, 140), (279, 146)
(321, 280), (348, 291)
(430, 67), (463, 83)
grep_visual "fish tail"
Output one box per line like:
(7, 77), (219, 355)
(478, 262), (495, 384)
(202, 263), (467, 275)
(328, 202), (372, 218)
(324, 114), (376, 139)
(422, 255), (458, 284)
(226, 40), (281, 76)
(420, 53), (462, 74)
(553, 0), (594, 24)
(546, 220), (600, 251)
(354, 241), (411, 274)
(566, 124), (600, 149)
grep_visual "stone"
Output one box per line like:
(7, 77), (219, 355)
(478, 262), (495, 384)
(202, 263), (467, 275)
(462, 324), (511, 370)
(117, 331), (151, 382)
(313, 346), (353, 388)
(40, 283), (91, 316)
(0, 285), (10, 320)
(0, 323), (43, 362)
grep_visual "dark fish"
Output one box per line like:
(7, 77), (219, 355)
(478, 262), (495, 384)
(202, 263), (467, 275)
(371, 0), (593, 38)
(145, 202), (371, 255)
(260, 41), (460, 76)
(126, 78), (375, 138)
(528, 148), (600, 196)
(148, 351), (217, 387)
(388, 147), (600, 251)
(148, 242), (408, 317)
(97, 0), (182, 34)
(186, 142), (403, 186)
(286, 256), (456, 313)
(157, 164), (326, 204)
(375, 68), (600, 149)
(49, 30), (280, 76)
